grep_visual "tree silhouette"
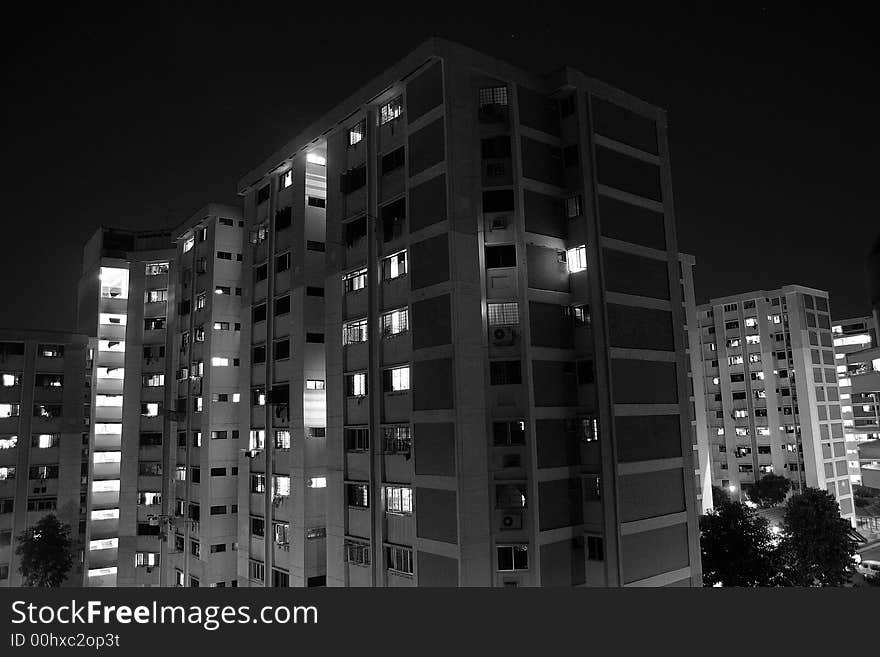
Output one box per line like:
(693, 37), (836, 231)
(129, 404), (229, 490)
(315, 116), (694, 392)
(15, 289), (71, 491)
(15, 514), (74, 587)
(700, 499), (781, 586)
(778, 488), (857, 587)
(748, 473), (792, 508)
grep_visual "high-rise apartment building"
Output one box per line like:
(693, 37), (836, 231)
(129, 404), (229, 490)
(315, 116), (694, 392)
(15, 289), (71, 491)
(235, 150), (329, 588)
(0, 329), (89, 587)
(237, 38), (702, 587)
(831, 316), (879, 485)
(690, 286), (856, 525)
(164, 204), (245, 588)
(77, 227), (176, 586)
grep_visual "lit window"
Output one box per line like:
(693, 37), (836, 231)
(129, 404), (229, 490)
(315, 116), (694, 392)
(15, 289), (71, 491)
(343, 318), (368, 345)
(383, 425), (412, 454)
(183, 236), (194, 253)
(100, 267), (129, 299)
(211, 357), (229, 367)
(379, 96), (403, 125)
(381, 308), (409, 337)
(308, 477), (327, 489)
(566, 245), (587, 273)
(728, 355), (744, 366)
(249, 430), (265, 451)
(146, 289), (168, 303)
(746, 335), (760, 345)
(834, 334), (872, 348)
(348, 120), (365, 147)
(307, 152), (326, 166)
(479, 86), (509, 107)
(99, 313), (127, 326)
(344, 268), (367, 293)
(383, 485), (412, 514)
(0, 467), (15, 480)
(381, 251), (407, 281)
(488, 302), (519, 326)
(0, 404), (21, 418)
(384, 366), (410, 392)
(744, 317), (758, 328)
(717, 428), (725, 436)
(0, 436), (18, 449)
(280, 170), (292, 189)
(145, 262), (169, 276)
(272, 475), (291, 498)
(346, 372), (368, 397)
(274, 431), (290, 450)
(385, 545), (413, 576)
(142, 374), (164, 387)
(306, 380), (325, 390)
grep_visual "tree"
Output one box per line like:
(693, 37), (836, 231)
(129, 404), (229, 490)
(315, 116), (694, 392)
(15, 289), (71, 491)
(711, 485), (731, 508)
(700, 500), (781, 587)
(15, 514), (74, 587)
(778, 488), (857, 587)
(748, 473), (792, 508)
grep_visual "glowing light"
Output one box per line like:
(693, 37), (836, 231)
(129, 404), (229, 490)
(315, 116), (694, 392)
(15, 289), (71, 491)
(87, 567), (117, 577)
(306, 153), (326, 166)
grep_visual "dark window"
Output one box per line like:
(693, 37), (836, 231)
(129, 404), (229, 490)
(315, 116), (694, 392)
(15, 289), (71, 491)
(381, 147), (406, 174)
(274, 295), (290, 315)
(483, 190), (515, 213)
(559, 95), (575, 117)
(275, 206), (292, 231)
(381, 198), (406, 242)
(256, 185), (270, 205)
(481, 135), (511, 159)
(255, 262), (268, 282)
(345, 217), (367, 247)
(485, 245), (516, 268)
(253, 303), (267, 323)
(253, 345), (266, 364)
(563, 144), (579, 168)
(340, 165), (367, 194)
(307, 196), (326, 208)
(490, 360), (522, 385)
(577, 360), (594, 384)
(306, 286), (324, 297)
(274, 339), (290, 360)
(307, 241), (325, 252)
(276, 252), (291, 273)
(306, 333), (324, 344)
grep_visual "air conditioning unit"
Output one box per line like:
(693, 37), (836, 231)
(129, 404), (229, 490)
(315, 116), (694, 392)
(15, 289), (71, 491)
(500, 513), (522, 530)
(491, 326), (515, 346)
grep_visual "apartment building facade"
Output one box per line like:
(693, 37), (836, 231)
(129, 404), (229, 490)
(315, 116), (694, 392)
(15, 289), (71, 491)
(77, 227), (177, 586)
(238, 38), (702, 587)
(691, 286), (856, 525)
(831, 316), (879, 485)
(164, 204), (245, 588)
(235, 149), (329, 588)
(0, 329), (89, 587)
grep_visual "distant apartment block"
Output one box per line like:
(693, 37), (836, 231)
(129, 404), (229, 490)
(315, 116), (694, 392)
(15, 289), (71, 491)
(237, 38), (702, 586)
(690, 286), (856, 525)
(77, 227), (177, 586)
(830, 316), (879, 485)
(0, 329), (89, 587)
(164, 204), (245, 588)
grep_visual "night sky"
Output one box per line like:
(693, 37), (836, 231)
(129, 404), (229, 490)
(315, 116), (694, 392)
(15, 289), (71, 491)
(1, 4), (876, 332)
